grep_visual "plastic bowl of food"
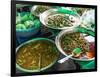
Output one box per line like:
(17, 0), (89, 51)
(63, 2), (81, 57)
(40, 9), (81, 30)
(16, 38), (59, 72)
(16, 22), (41, 38)
(16, 12), (41, 38)
(31, 5), (52, 17)
(55, 28), (95, 62)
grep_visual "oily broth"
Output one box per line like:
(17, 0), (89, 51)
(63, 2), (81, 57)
(16, 44), (40, 70)
(16, 40), (59, 70)
(41, 46), (58, 68)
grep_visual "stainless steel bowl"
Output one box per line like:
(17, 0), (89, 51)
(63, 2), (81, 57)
(16, 38), (59, 72)
(40, 9), (81, 30)
(55, 28), (95, 61)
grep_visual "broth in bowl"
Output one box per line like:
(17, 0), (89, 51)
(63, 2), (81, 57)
(16, 38), (59, 72)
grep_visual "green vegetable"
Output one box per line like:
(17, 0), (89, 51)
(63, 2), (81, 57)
(24, 20), (34, 28)
(16, 11), (40, 30)
(33, 19), (41, 28)
(21, 14), (29, 22)
(16, 24), (26, 30)
(21, 13), (34, 22)
(16, 13), (21, 24)
(73, 48), (81, 54)
(16, 16), (21, 24)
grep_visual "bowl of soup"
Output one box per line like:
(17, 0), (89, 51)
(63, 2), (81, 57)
(40, 9), (80, 30)
(16, 38), (59, 72)
(55, 28), (95, 62)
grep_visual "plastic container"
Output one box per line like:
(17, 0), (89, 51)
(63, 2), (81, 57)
(16, 24), (40, 38)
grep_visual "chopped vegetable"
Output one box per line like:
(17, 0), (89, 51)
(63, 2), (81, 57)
(16, 12), (39, 30)
(46, 14), (77, 29)
(16, 24), (26, 30)
(24, 20), (34, 28)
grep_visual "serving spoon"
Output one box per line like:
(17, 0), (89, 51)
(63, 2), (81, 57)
(58, 48), (81, 63)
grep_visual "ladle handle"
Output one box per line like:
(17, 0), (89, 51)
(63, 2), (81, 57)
(58, 54), (73, 63)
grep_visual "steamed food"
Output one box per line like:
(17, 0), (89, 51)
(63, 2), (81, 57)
(16, 39), (59, 70)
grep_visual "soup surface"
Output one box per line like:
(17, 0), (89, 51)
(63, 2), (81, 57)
(16, 40), (59, 70)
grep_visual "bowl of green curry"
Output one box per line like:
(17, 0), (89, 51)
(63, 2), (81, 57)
(16, 38), (59, 72)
